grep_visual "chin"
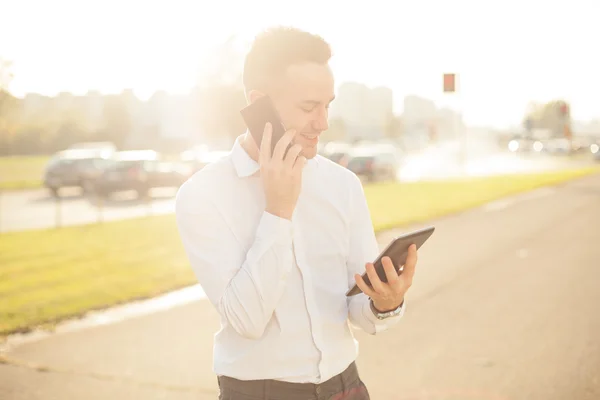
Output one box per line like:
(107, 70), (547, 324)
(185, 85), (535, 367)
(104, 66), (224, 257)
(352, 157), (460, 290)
(302, 147), (318, 159)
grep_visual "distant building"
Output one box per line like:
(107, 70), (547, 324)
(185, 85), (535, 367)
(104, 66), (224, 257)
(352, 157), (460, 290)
(329, 82), (394, 140)
(436, 107), (464, 140)
(402, 95), (464, 142)
(402, 95), (437, 130)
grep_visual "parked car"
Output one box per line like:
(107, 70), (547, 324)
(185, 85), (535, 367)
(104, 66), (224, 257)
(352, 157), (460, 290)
(325, 151), (351, 166)
(345, 149), (402, 183)
(591, 141), (600, 161)
(507, 137), (543, 153)
(89, 150), (191, 198)
(319, 141), (352, 163)
(43, 148), (113, 197)
(68, 141), (117, 152)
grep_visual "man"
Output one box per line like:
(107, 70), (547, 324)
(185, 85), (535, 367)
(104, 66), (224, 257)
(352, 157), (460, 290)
(175, 26), (418, 400)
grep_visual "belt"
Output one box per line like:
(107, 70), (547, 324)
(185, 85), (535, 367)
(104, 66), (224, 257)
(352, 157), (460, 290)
(217, 362), (363, 400)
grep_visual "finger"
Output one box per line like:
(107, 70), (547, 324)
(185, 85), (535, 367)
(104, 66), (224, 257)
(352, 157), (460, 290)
(401, 244), (418, 284)
(272, 129), (296, 161)
(259, 123), (273, 163)
(354, 273), (377, 298)
(284, 144), (303, 169)
(365, 262), (386, 294)
(293, 155), (307, 174)
(382, 256), (400, 287)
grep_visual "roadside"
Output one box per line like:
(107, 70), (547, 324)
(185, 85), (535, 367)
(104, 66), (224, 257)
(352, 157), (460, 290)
(0, 156), (47, 191)
(1, 172), (599, 400)
(1, 167), (599, 340)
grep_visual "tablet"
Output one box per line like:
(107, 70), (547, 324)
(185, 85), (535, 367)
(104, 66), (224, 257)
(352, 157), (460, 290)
(346, 226), (435, 296)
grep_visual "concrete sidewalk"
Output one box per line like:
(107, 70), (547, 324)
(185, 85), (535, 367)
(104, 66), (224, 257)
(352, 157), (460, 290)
(2, 174), (600, 400)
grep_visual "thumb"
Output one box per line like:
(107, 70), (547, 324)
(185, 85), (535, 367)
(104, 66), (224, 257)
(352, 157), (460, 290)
(295, 155), (307, 169)
(402, 244), (418, 281)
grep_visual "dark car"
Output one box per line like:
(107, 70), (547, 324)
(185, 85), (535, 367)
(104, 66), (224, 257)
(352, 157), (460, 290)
(345, 149), (402, 183)
(43, 149), (113, 197)
(507, 137), (544, 153)
(325, 151), (351, 166)
(591, 141), (600, 161)
(90, 150), (191, 198)
(320, 142), (352, 165)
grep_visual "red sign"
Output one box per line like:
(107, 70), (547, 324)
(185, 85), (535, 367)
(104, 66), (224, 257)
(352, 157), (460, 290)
(443, 73), (456, 93)
(559, 102), (569, 116)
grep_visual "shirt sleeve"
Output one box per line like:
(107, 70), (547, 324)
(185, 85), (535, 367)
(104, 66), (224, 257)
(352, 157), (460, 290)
(345, 174), (405, 335)
(175, 178), (295, 340)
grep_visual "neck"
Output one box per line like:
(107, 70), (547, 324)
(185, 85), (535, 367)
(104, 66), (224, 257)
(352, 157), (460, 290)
(240, 132), (260, 162)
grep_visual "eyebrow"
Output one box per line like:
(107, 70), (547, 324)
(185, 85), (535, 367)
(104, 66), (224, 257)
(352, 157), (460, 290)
(300, 96), (336, 106)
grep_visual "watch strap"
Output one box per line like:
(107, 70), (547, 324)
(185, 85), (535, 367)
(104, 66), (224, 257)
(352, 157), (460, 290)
(370, 299), (404, 320)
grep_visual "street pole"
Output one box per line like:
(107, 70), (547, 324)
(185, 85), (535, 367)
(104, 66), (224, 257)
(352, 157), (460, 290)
(55, 194), (62, 229)
(458, 98), (466, 174)
(443, 73), (466, 174)
(96, 193), (104, 224)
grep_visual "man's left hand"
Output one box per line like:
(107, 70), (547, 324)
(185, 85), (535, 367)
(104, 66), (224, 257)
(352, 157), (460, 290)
(354, 244), (418, 312)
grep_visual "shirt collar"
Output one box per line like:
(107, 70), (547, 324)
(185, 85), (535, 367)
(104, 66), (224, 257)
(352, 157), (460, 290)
(231, 134), (260, 177)
(231, 132), (321, 178)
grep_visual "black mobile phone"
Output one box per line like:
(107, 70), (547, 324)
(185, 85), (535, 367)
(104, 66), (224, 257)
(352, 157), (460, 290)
(346, 226), (436, 297)
(240, 96), (287, 155)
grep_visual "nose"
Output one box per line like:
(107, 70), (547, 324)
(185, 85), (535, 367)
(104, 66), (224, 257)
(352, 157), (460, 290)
(311, 107), (329, 131)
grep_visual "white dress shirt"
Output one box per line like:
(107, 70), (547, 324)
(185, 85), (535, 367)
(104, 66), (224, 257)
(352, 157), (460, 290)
(175, 136), (405, 384)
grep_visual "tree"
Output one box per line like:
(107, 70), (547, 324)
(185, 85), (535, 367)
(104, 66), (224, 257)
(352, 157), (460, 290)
(0, 58), (13, 112)
(98, 94), (134, 148)
(384, 114), (403, 139)
(51, 107), (91, 151)
(0, 58), (16, 154)
(523, 99), (571, 137)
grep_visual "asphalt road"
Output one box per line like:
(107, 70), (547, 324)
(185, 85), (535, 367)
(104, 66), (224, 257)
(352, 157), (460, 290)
(1, 172), (599, 400)
(0, 187), (177, 233)
(1, 151), (595, 233)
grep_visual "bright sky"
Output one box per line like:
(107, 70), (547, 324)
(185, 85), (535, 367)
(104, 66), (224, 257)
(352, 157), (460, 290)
(2, 0), (599, 128)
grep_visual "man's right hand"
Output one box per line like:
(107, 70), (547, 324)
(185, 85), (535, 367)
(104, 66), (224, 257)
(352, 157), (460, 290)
(259, 122), (306, 220)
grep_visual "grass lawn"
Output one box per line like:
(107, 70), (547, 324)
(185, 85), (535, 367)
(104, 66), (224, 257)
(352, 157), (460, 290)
(1, 166), (599, 338)
(365, 166), (600, 231)
(0, 156), (49, 190)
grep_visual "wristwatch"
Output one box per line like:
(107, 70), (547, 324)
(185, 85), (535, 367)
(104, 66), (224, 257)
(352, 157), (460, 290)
(370, 299), (404, 320)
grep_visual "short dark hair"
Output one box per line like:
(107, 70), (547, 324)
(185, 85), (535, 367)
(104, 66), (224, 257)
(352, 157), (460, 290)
(243, 27), (332, 92)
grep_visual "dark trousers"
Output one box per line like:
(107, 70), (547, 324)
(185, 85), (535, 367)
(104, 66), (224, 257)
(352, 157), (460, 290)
(217, 362), (370, 400)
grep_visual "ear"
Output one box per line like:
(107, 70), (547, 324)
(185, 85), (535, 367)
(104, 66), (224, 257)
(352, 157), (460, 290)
(246, 89), (266, 104)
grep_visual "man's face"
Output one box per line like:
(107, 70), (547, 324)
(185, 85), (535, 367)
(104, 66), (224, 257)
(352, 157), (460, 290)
(268, 62), (335, 159)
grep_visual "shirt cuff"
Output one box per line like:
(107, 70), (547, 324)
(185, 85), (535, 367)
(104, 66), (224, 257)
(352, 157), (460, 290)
(362, 297), (405, 331)
(256, 211), (293, 245)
